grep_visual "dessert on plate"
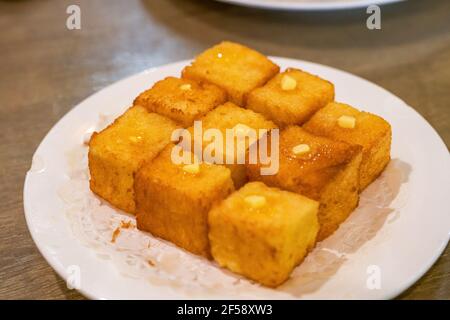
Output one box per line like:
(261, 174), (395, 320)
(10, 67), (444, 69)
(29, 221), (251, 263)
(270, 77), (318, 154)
(88, 41), (391, 287)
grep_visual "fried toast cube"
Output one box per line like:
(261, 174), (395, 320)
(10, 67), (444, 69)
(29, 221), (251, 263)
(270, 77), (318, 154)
(182, 41), (279, 106)
(303, 102), (391, 190)
(88, 106), (178, 213)
(134, 77), (227, 127)
(135, 144), (235, 258)
(246, 68), (334, 127)
(186, 102), (277, 188)
(246, 126), (362, 241)
(208, 181), (319, 287)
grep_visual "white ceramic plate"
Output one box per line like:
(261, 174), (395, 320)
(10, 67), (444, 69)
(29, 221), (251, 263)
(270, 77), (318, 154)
(24, 57), (450, 300)
(215, 0), (405, 11)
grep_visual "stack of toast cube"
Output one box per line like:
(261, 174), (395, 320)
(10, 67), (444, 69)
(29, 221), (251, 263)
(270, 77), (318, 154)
(88, 41), (391, 287)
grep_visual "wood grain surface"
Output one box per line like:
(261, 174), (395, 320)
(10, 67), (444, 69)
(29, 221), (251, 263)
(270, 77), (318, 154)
(0, 0), (448, 300)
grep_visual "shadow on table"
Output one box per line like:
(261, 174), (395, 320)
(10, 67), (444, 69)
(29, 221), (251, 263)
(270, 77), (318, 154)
(280, 158), (411, 297)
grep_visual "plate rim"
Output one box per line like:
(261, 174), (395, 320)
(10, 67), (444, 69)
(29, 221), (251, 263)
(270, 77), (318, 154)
(214, 0), (406, 11)
(23, 57), (450, 300)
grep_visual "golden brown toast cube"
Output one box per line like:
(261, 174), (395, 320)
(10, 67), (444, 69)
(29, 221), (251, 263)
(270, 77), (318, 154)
(182, 41), (279, 106)
(88, 106), (178, 213)
(303, 102), (391, 190)
(134, 77), (227, 127)
(246, 68), (335, 127)
(185, 102), (277, 188)
(135, 144), (235, 258)
(246, 126), (362, 241)
(208, 182), (319, 287)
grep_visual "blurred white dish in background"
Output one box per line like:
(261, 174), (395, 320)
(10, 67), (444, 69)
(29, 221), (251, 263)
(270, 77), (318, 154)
(214, 0), (405, 11)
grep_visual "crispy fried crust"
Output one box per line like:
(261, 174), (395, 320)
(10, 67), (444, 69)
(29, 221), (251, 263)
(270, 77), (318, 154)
(246, 68), (335, 127)
(135, 144), (235, 258)
(186, 102), (277, 188)
(134, 77), (227, 127)
(208, 182), (319, 287)
(182, 41), (279, 106)
(88, 106), (178, 213)
(303, 102), (391, 190)
(246, 126), (362, 240)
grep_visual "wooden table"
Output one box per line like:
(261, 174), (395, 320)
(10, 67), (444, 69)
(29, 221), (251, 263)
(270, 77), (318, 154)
(0, 0), (448, 300)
